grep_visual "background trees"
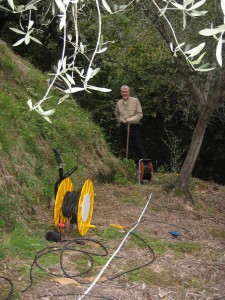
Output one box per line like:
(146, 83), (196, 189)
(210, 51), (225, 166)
(1, 0), (225, 191)
(136, 1), (225, 198)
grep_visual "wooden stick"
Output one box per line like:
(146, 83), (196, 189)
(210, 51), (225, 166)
(126, 122), (130, 159)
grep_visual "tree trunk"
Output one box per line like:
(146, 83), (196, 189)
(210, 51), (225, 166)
(175, 110), (208, 193)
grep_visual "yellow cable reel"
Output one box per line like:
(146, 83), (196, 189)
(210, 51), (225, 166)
(77, 179), (95, 236)
(54, 177), (73, 227)
(54, 178), (95, 236)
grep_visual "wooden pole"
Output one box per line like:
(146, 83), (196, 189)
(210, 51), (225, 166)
(126, 123), (130, 159)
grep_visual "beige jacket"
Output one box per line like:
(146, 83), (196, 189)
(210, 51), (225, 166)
(115, 97), (143, 124)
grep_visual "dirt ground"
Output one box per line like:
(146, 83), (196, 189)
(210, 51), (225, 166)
(1, 177), (225, 300)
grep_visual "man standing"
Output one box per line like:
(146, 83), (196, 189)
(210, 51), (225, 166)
(115, 85), (147, 163)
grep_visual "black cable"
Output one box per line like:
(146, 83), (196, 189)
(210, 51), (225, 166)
(0, 276), (13, 300)
(35, 231), (155, 299)
(21, 246), (91, 292)
(62, 191), (80, 223)
(104, 229), (155, 282)
(22, 238), (108, 293)
(36, 247), (94, 279)
(59, 248), (94, 279)
(63, 238), (108, 257)
(21, 231), (154, 296)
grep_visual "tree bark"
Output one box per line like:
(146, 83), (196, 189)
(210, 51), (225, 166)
(175, 110), (208, 192)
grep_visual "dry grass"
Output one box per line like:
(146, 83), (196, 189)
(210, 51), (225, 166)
(1, 177), (225, 299)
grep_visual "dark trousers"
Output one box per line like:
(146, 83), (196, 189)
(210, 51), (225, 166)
(119, 123), (147, 163)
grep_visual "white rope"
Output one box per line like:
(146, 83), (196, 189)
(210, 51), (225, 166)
(78, 192), (153, 300)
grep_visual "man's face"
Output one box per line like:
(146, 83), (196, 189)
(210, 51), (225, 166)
(121, 88), (130, 101)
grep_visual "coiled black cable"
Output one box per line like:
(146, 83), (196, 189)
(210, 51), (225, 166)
(62, 191), (80, 224)
(0, 275), (13, 300)
(0, 276), (13, 300)
(36, 231), (155, 299)
(22, 238), (108, 293)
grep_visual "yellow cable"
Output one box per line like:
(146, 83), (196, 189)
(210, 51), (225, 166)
(109, 224), (125, 229)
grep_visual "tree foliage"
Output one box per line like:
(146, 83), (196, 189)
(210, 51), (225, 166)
(1, 0), (224, 117)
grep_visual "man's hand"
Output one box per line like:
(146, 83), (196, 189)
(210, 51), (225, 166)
(125, 117), (132, 123)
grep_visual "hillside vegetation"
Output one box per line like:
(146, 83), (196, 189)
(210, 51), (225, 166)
(0, 40), (134, 231)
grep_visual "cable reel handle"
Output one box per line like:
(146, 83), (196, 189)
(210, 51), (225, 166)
(63, 166), (78, 178)
(53, 148), (62, 164)
(53, 148), (64, 180)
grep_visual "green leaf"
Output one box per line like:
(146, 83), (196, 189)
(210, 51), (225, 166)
(195, 63), (215, 72)
(25, 33), (31, 45)
(55, 0), (65, 12)
(183, 0), (194, 8)
(187, 0), (207, 11)
(171, 2), (184, 10)
(43, 116), (52, 124)
(64, 87), (85, 93)
(36, 107), (55, 117)
(102, 0), (112, 13)
(59, 14), (66, 30)
(221, 0), (225, 16)
(87, 85), (111, 92)
(97, 47), (107, 54)
(27, 99), (33, 110)
(175, 42), (185, 51)
(58, 94), (69, 104)
(191, 52), (206, 65)
(66, 73), (75, 85)
(30, 36), (42, 45)
(67, 34), (72, 42)
(188, 10), (207, 17)
(99, 34), (104, 50)
(7, 0), (14, 10)
(25, 5), (38, 11)
(183, 11), (187, 29)
(199, 28), (225, 36)
(59, 74), (71, 88)
(91, 68), (100, 77)
(13, 38), (25, 46)
(80, 42), (85, 54)
(185, 43), (205, 57)
(17, 5), (24, 12)
(28, 20), (34, 30)
(196, 68), (215, 72)
(216, 34), (223, 67)
(9, 27), (25, 35)
(85, 67), (100, 82)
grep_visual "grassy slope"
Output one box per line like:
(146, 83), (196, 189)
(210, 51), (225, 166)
(0, 40), (134, 232)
